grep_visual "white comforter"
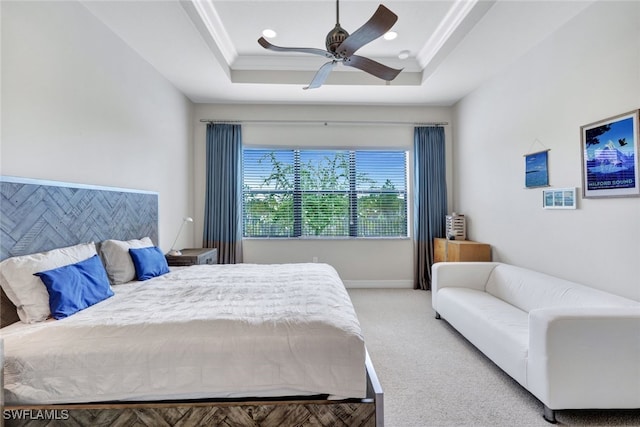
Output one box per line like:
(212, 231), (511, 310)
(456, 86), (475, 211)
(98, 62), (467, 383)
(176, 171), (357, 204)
(1, 263), (366, 404)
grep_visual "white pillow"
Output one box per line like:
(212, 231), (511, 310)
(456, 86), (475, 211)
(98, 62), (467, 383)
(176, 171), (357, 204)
(0, 242), (97, 323)
(100, 237), (154, 285)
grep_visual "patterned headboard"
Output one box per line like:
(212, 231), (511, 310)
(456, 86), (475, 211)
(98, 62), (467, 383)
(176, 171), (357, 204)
(0, 176), (159, 326)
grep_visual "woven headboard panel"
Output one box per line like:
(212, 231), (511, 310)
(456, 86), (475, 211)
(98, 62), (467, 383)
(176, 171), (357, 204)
(1, 176), (159, 327)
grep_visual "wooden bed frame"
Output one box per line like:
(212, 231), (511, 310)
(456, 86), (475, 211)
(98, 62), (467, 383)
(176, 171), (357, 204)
(0, 177), (384, 427)
(0, 334), (382, 427)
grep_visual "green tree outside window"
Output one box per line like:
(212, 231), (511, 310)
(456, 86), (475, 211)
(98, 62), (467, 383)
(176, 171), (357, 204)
(243, 149), (407, 238)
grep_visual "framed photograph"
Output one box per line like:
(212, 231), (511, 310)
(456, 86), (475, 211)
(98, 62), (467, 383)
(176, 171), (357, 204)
(543, 187), (576, 209)
(525, 150), (549, 188)
(581, 109), (639, 198)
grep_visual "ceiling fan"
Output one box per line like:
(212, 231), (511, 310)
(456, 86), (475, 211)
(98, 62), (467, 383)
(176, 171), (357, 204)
(257, 0), (402, 90)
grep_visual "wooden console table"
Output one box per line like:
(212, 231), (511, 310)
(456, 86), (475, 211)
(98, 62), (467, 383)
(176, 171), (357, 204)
(433, 238), (491, 263)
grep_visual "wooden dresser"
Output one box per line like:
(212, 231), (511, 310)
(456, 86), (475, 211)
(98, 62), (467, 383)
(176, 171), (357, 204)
(434, 238), (491, 263)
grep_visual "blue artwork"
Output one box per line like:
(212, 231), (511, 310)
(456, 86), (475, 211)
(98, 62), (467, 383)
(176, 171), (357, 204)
(582, 110), (639, 198)
(525, 150), (549, 188)
(584, 118), (635, 189)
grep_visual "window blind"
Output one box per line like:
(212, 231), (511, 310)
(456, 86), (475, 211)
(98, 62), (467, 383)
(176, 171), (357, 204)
(243, 148), (407, 238)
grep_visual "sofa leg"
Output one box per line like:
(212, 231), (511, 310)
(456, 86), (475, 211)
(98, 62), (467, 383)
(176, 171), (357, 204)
(543, 405), (557, 424)
(435, 312), (441, 319)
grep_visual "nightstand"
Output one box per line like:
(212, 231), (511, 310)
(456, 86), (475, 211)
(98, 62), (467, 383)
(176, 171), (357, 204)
(165, 248), (218, 266)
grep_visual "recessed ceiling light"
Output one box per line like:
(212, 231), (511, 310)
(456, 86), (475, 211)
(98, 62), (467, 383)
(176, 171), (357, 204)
(262, 29), (277, 38)
(383, 31), (398, 41)
(398, 50), (410, 60)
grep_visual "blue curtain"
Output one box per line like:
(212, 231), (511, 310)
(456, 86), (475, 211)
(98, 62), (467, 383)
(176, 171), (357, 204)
(203, 123), (243, 264)
(414, 126), (448, 290)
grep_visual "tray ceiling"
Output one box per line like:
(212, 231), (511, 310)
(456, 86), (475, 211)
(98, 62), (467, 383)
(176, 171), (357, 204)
(81, 0), (593, 106)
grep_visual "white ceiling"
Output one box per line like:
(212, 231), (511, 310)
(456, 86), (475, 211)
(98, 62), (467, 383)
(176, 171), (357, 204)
(81, 0), (593, 106)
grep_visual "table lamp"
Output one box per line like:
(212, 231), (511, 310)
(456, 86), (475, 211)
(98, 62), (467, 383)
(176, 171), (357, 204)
(167, 217), (193, 256)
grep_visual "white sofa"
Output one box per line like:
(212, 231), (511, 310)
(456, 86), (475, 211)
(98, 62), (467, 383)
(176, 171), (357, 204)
(431, 262), (640, 423)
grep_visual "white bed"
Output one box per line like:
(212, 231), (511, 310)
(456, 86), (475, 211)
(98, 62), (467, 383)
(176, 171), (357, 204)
(2, 263), (366, 405)
(0, 178), (381, 426)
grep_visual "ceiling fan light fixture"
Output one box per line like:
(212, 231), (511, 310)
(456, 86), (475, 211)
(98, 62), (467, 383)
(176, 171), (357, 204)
(383, 31), (397, 40)
(398, 50), (410, 60)
(257, 1), (403, 89)
(262, 29), (277, 39)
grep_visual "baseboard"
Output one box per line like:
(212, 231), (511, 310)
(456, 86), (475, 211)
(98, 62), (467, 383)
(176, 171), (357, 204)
(344, 280), (413, 289)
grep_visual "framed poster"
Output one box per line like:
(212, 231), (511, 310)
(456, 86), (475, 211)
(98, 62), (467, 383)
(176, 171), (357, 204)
(580, 109), (639, 198)
(525, 150), (549, 188)
(543, 187), (576, 209)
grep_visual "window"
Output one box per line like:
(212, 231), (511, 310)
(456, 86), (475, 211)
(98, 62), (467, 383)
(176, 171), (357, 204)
(243, 148), (408, 238)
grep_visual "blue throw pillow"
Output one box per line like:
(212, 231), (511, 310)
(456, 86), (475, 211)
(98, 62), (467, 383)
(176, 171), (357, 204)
(34, 254), (114, 319)
(129, 246), (170, 281)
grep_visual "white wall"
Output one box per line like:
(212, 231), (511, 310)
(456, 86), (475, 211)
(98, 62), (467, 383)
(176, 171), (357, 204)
(453, 0), (640, 300)
(0, 1), (194, 251)
(193, 104), (452, 286)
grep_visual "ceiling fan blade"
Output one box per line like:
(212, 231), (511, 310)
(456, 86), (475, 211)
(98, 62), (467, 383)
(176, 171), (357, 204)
(304, 61), (337, 90)
(344, 55), (402, 81)
(258, 37), (333, 58)
(336, 5), (397, 57)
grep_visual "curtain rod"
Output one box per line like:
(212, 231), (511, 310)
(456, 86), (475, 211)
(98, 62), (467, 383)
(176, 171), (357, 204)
(199, 119), (448, 127)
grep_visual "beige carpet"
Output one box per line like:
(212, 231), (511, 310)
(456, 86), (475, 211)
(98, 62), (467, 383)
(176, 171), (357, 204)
(348, 289), (640, 427)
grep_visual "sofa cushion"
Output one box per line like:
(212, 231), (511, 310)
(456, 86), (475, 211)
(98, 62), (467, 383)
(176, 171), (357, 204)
(485, 264), (638, 313)
(437, 287), (529, 386)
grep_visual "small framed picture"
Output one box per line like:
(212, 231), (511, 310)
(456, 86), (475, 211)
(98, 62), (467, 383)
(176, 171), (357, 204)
(580, 109), (639, 198)
(543, 187), (577, 209)
(525, 150), (549, 188)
